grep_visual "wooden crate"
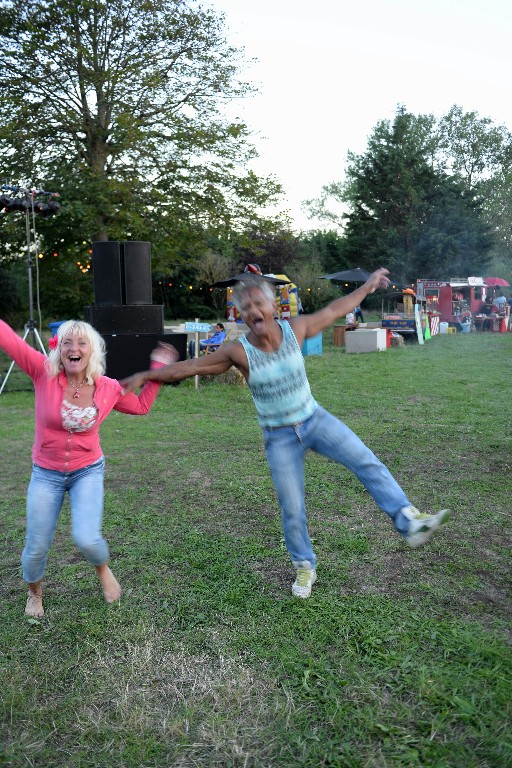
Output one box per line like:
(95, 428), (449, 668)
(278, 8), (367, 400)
(333, 324), (357, 347)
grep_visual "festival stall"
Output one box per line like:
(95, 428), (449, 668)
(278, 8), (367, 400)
(415, 277), (509, 332)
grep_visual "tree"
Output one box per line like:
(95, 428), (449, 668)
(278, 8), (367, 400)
(230, 225), (300, 276)
(194, 247), (237, 312)
(436, 105), (512, 190)
(413, 177), (494, 279)
(0, 264), (22, 324)
(295, 230), (349, 275)
(0, 0), (284, 277)
(305, 107), (495, 283)
(341, 109), (445, 281)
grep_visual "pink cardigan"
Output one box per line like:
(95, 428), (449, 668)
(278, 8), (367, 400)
(0, 320), (164, 472)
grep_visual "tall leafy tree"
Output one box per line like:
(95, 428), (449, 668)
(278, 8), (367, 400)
(341, 109), (444, 281)
(229, 225), (300, 276)
(0, 0), (284, 274)
(436, 105), (512, 190)
(306, 107), (495, 282)
(297, 230), (349, 275)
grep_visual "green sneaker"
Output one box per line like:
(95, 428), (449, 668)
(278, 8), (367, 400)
(292, 567), (317, 598)
(402, 506), (451, 548)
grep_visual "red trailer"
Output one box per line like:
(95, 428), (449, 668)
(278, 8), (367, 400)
(415, 277), (488, 323)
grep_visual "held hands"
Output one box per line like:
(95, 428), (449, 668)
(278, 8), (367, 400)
(120, 372), (148, 394)
(121, 343), (179, 394)
(364, 268), (391, 293)
(150, 342), (180, 365)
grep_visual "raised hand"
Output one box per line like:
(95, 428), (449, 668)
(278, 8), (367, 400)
(365, 268), (391, 293)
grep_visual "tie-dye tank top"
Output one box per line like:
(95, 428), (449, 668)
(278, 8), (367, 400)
(239, 320), (317, 427)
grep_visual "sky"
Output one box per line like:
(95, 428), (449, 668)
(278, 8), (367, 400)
(208, 0), (512, 231)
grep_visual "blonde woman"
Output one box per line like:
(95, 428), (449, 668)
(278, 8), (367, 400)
(0, 319), (177, 617)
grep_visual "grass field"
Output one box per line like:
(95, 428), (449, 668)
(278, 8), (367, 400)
(0, 328), (511, 767)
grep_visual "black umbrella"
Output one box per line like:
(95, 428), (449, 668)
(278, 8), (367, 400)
(209, 273), (290, 288)
(319, 268), (372, 283)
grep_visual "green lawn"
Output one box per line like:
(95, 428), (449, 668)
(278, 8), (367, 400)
(0, 329), (511, 767)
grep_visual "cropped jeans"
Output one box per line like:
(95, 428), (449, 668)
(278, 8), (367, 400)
(22, 457), (108, 583)
(262, 406), (411, 569)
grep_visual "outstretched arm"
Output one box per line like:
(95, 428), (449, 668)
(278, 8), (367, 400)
(0, 319), (47, 380)
(120, 343), (238, 393)
(289, 268), (390, 344)
(114, 343), (180, 414)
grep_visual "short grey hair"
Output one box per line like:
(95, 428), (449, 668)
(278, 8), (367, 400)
(45, 320), (106, 382)
(231, 278), (276, 310)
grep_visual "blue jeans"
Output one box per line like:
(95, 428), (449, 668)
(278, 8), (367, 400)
(262, 406), (411, 569)
(22, 457), (108, 583)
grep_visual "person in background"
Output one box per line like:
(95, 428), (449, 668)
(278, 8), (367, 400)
(493, 292), (508, 319)
(354, 304), (364, 322)
(481, 296), (494, 330)
(121, 269), (450, 600)
(188, 322), (226, 357)
(506, 295), (512, 329)
(345, 311), (355, 325)
(0, 319), (177, 617)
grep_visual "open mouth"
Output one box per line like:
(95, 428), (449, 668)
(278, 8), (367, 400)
(68, 355), (82, 363)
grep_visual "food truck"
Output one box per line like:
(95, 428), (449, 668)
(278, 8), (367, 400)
(415, 277), (488, 324)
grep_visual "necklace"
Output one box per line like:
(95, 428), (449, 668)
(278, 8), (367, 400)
(68, 378), (87, 399)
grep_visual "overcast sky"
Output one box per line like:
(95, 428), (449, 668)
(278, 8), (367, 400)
(208, 0), (512, 231)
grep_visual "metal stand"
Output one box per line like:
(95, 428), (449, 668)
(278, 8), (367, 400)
(0, 202), (47, 395)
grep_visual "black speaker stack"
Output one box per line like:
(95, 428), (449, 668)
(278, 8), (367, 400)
(85, 241), (186, 379)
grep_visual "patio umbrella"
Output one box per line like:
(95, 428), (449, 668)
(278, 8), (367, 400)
(319, 268), (372, 283)
(484, 277), (510, 286)
(210, 273), (290, 288)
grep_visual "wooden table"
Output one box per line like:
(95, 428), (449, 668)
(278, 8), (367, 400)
(333, 324), (358, 347)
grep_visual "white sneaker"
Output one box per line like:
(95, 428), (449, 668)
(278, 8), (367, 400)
(292, 567), (317, 598)
(402, 506), (451, 548)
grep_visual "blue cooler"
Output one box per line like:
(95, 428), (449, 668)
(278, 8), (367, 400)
(302, 333), (322, 356)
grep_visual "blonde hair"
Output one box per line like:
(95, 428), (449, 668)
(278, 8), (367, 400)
(231, 278), (276, 311)
(45, 320), (106, 382)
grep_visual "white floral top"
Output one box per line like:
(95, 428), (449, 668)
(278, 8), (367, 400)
(61, 400), (98, 433)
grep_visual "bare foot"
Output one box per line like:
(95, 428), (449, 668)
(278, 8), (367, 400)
(96, 565), (121, 603)
(25, 582), (44, 617)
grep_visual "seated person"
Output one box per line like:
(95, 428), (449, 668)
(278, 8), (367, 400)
(189, 323), (226, 357)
